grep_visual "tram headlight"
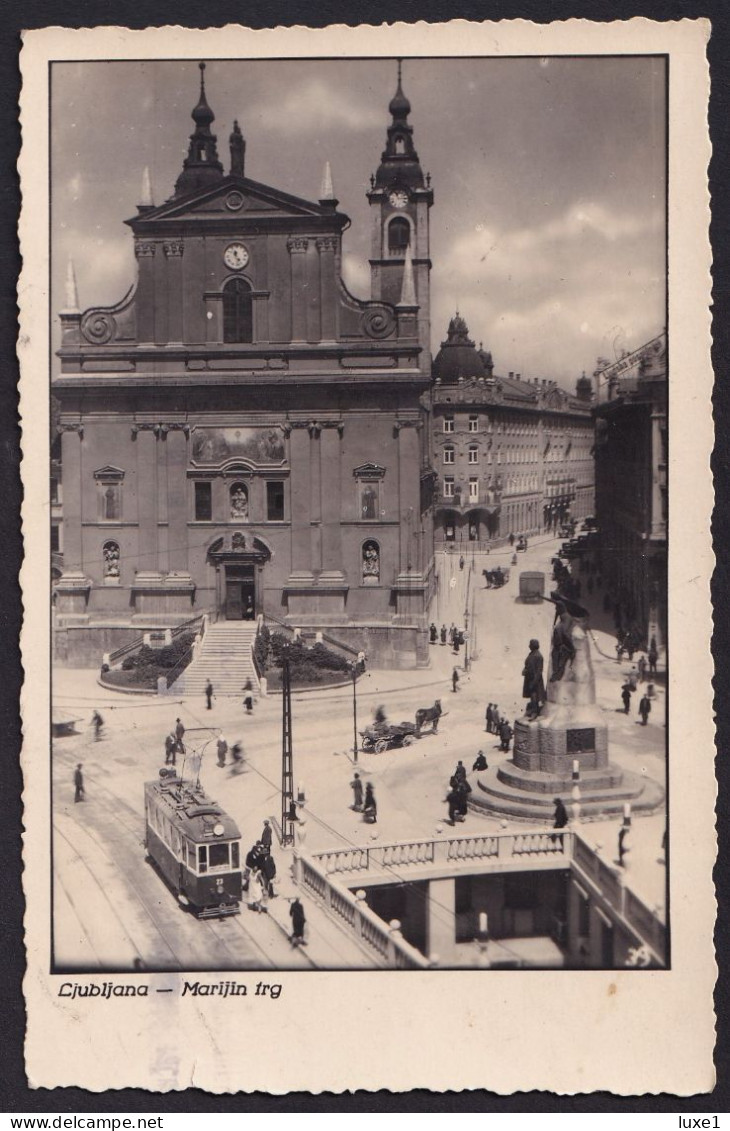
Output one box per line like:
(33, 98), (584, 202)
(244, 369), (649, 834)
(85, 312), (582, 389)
(213, 822), (225, 837)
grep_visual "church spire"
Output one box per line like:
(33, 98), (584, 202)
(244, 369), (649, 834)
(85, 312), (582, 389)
(371, 59), (425, 191)
(174, 61), (224, 198)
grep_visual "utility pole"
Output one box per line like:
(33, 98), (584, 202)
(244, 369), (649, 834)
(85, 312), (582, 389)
(281, 649), (295, 846)
(352, 662), (359, 765)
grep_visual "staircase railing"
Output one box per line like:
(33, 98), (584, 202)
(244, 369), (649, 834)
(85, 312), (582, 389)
(262, 610), (361, 660)
(106, 613), (205, 669)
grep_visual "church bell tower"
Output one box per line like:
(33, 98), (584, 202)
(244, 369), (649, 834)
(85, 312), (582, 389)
(367, 60), (433, 366)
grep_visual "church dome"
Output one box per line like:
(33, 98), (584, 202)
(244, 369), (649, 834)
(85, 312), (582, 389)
(432, 315), (486, 383)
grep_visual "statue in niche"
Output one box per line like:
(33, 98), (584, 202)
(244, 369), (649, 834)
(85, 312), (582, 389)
(230, 484), (249, 520)
(103, 542), (120, 578)
(362, 541), (380, 584)
(232, 532), (246, 551)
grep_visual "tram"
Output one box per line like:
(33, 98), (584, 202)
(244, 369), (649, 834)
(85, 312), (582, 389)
(144, 768), (242, 918)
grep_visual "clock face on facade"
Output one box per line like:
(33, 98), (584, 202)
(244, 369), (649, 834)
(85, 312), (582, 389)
(223, 243), (250, 270)
(388, 189), (409, 208)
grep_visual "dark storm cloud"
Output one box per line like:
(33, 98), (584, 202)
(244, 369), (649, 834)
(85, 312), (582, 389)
(52, 56), (665, 385)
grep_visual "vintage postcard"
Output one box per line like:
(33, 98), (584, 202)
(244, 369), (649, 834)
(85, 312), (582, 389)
(19, 19), (714, 1094)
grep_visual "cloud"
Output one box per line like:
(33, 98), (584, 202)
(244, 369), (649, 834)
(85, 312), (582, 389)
(255, 78), (382, 134)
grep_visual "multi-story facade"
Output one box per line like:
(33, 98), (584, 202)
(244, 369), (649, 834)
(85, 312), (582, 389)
(592, 332), (667, 650)
(53, 63), (435, 668)
(430, 316), (595, 545)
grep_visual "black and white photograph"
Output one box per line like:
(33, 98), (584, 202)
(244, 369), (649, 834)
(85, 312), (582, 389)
(19, 19), (714, 1095)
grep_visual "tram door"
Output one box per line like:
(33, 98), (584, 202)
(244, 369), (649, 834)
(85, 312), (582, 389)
(225, 564), (256, 620)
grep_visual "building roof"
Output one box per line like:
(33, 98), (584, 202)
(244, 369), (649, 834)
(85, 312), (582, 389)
(432, 314), (487, 382)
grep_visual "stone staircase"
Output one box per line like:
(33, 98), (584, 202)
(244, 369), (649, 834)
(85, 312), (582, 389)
(173, 621), (260, 697)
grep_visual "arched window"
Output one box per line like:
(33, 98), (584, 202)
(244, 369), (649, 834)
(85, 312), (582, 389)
(103, 540), (120, 581)
(394, 136), (405, 155)
(229, 482), (249, 521)
(388, 217), (410, 253)
(223, 277), (253, 343)
(362, 540), (380, 584)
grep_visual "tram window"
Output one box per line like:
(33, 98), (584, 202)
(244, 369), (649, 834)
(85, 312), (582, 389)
(198, 846), (208, 874)
(231, 843), (240, 868)
(209, 843), (230, 869)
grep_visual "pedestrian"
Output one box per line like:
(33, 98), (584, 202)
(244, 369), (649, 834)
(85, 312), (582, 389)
(551, 796), (568, 844)
(453, 760), (467, 784)
(473, 750), (488, 772)
(452, 667), (460, 693)
(448, 623), (456, 646)
(216, 733), (228, 767)
(261, 852), (277, 898)
(249, 870), (268, 912)
(205, 680), (214, 710)
(363, 782), (377, 823)
(628, 666), (639, 692)
(459, 555), (465, 571)
(453, 632), (461, 656)
(91, 710), (104, 741)
(509, 532), (515, 547)
(621, 683), (632, 714)
(260, 819), (273, 848)
(638, 694), (651, 726)
(243, 679), (254, 714)
(446, 787), (460, 824)
(456, 779), (471, 819)
(230, 742), (244, 770)
(440, 624), (447, 645)
(290, 897), (307, 946)
(174, 717), (186, 756)
(74, 763), (85, 803)
(499, 718), (513, 753)
(637, 654), (647, 682)
(486, 703), (493, 733)
(615, 640), (625, 663)
(648, 637), (658, 675)
(617, 825), (630, 868)
(351, 772), (364, 811)
(492, 705), (501, 734)
(164, 731), (177, 766)
(429, 622), (438, 644)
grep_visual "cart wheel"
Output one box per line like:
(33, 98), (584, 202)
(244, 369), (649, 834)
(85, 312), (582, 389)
(402, 734), (416, 747)
(374, 739), (388, 754)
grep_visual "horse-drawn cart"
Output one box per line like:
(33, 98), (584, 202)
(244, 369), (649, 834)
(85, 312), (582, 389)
(359, 721), (419, 754)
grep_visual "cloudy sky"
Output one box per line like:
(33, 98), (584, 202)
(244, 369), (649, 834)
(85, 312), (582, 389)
(51, 56), (665, 387)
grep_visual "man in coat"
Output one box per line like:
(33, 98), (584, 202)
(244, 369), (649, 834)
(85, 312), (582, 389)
(638, 694), (652, 725)
(74, 764), (85, 803)
(350, 773), (364, 811)
(499, 718), (514, 753)
(290, 898), (306, 946)
(522, 639), (546, 719)
(164, 731), (177, 766)
(485, 703), (493, 733)
(205, 680), (214, 710)
(621, 683), (632, 714)
(260, 819), (273, 848)
(174, 717), (186, 756)
(216, 733), (228, 767)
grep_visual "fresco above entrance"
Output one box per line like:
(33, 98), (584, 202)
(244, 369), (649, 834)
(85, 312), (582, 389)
(191, 426), (286, 466)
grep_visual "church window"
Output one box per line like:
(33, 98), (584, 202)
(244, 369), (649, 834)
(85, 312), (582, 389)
(360, 481), (380, 520)
(102, 540), (121, 581)
(443, 416), (454, 434)
(443, 446), (455, 465)
(229, 482), (249, 521)
(387, 217), (410, 254)
(194, 481), (212, 521)
(468, 445), (478, 464)
(223, 277), (253, 343)
(266, 481), (285, 522)
(362, 540), (380, 585)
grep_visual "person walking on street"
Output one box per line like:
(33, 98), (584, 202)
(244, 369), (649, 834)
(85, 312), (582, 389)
(486, 703), (493, 733)
(637, 654), (647, 682)
(448, 623), (456, 646)
(91, 711), (104, 742)
(74, 764), (85, 803)
(243, 680), (254, 714)
(205, 680), (214, 710)
(648, 637), (659, 676)
(363, 782), (377, 823)
(261, 852), (277, 898)
(216, 733), (228, 767)
(446, 787), (461, 825)
(174, 717), (186, 757)
(440, 624), (447, 645)
(639, 694), (651, 726)
(492, 705), (501, 735)
(452, 667), (460, 693)
(290, 898), (307, 946)
(260, 819), (273, 849)
(621, 683), (632, 715)
(350, 773), (364, 811)
(453, 760), (467, 785)
(509, 532), (515, 547)
(453, 631), (461, 656)
(456, 779), (471, 819)
(459, 555), (465, 571)
(499, 718), (514, 753)
(164, 731), (177, 766)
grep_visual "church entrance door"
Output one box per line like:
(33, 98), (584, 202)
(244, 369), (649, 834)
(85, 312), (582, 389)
(224, 564), (256, 620)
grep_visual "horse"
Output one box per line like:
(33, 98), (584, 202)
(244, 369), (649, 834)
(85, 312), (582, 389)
(415, 699), (442, 736)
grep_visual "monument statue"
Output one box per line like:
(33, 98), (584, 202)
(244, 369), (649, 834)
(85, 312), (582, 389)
(543, 592), (594, 708)
(522, 638), (546, 720)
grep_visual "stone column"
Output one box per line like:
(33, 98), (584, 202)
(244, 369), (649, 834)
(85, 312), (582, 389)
(320, 423), (344, 577)
(309, 422), (322, 570)
(288, 424), (313, 579)
(134, 242), (157, 343)
(156, 428), (169, 573)
(133, 425), (158, 574)
(306, 243), (321, 343)
(427, 877), (456, 964)
(316, 237), (337, 341)
(396, 421), (421, 573)
(164, 425), (189, 572)
(164, 241), (184, 344)
(59, 424), (83, 569)
(288, 238), (309, 342)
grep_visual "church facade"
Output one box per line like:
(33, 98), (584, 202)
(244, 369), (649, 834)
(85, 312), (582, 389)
(53, 64), (435, 668)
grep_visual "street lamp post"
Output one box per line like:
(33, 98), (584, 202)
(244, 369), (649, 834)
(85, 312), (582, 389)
(351, 661), (359, 765)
